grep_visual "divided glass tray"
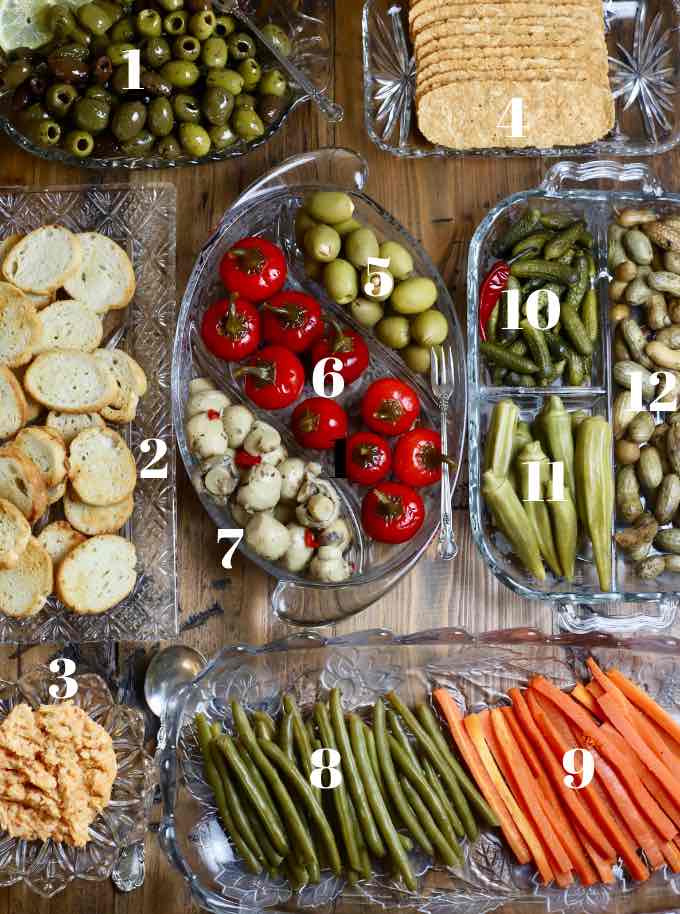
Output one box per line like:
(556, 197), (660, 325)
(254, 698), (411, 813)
(159, 626), (680, 914)
(0, 183), (178, 642)
(362, 0), (680, 158)
(468, 160), (680, 636)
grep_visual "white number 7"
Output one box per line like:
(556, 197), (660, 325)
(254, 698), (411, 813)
(217, 529), (243, 570)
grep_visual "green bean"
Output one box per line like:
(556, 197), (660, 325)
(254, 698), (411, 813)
(283, 694), (320, 804)
(330, 689), (385, 858)
(421, 758), (464, 838)
(259, 739), (342, 876)
(216, 733), (290, 856)
(208, 740), (264, 863)
(235, 740), (286, 837)
(255, 719), (272, 740)
(386, 691), (477, 840)
(279, 711), (295, 760)
(363, 723), (388, 805)
(195, 716), (262, 874)
(284, 859), (309, 891)
(232, 702), (318, 868)
(373, 700), (433, 855)
(415, 703), (498, 828)
(253, 710), (277, 740)
(387, 709), (421, 772)
(400, 775), (462, 866)
(305, 718), (316, 745)
(241, 798), (285, 869)
(313, 702), (362, 872)
(346, 788), (371, 879)
(348, 714), (416, 892)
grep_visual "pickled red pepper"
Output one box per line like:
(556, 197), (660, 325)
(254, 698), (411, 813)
(479, 262), (510, 340)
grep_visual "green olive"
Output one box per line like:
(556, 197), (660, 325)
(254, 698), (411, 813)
(323, 258), (358, 305)
(135, 8), (162, 38)
(30, 117), (62, 147)
(228, 32), (256, 60)
(214, 15), (236, 39)
(202, 86), (233, 125)
(158, 0), (183, 10)
(304, 256), (322, 281)
(77, 2), (114, 36)
(163, 10), (188, 35)
(379, 240), (414, 280)
(344, 227), (380, 269)
(258, 67), (287, 97)
(85, 85), (114, 104)
(304, 224), (341, 263)
(205, 67), (243, 94)
(45, 82), (77, 117)
(261, 23), (291, 56)
(306, 191), (355, 225)
(1, 60), (31, 90)
(64, 128), (94, 157)
(201, 36), (227, 69)
(233, 92), (256, 110)
(73, 97), (110, 134)
(390, 276), (438, 314)
(350, 297), (384, 328)
(402, 344), (431, 374)
(107, 41), (135, 66)
(189, 9), (216, 39)
(155, 134), (182, 158)
(209, 122), (237, 150)
(360, 265), (394, 302)
(333, 217), (362, 238)
(141, 70), (173, 97)
(238, 57), (261, 90)
(143, 36), (171, 68)
(179, 122), (211, 156)
(173, 92), (201, 123)
(411, 309), (448, 346)
(231, 106), (264, 141)
(160, 60), (200, 87)
(376, 315), (410, 350)
(120, 128), (155, 156)
(295, 209), (317, 245)
(112, 64), (136, 95)
(148, 97), (174, 136)
(110, 16), (135, 42)
(173, 34), (201, 61)
(111, 100), (147, 142)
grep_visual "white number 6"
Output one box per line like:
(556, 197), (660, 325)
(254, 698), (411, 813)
(312, 357), (345, 399)
(563, 747), (594, 789)
(49, 658), (78, 700)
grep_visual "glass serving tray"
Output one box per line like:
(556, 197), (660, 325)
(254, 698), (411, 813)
(172, 147), (466, 627)
(0, 0), (337, 170)
(158, 626), (680, 914)
(0, 183), (178, 642)
(362, 0), (680, 158)
(467, 160), (680, 636)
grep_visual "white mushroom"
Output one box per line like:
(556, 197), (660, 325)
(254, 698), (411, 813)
(279, 457), (306, 503)
(187, 389), (231, 419)
(230, 500), (252, 528)
(309, 546), (351, 582)
(236, 463), (282, 513)
(222, 404), (254, 448)
(244, 420), (287, 466)
(318, 518), (353, 551)
(189, 377), (214, 396)
(296, 473), (341, 529)
(201, 452), (239, 503)
(273, 502), (295, 525)
(186, 412), (230, 459)
(245, 513), (291, 561)
(283, 523), (314, 572)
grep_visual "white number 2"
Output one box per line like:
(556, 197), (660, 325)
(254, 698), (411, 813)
(140, 438), (168, 478)
(49, 658), (78, 700)
(630, 370), (678, 412)
(563, 747), (594, 789)
(217, 529), (243, 570)
(310, 747), (343, 789)
(497, 97), (524, 138)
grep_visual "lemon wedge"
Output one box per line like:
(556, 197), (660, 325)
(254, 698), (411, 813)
(0, 0), (90, 53)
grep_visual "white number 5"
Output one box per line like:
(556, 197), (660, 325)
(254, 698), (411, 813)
(363, 256), (393, 300)
(49, 658), (78, 700)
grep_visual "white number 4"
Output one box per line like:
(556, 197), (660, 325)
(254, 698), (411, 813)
(217, 529), (243, 570)
(49, 658), (78, 700)
(563, 747), (594, 789)
(497, 97), (524, 139)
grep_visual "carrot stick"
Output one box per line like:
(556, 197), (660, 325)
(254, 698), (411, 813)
(662, 839), (680, 872)
(571, 683), (604, 720)
(526, 689), (649, 882)
(464, 713), (554, 883)
(607, 669), (680, 746)
(587, 680), (605, 698)
(489, 709), (573, 876)
(644, 713), (680, 764)
(432, 690), (531, 865)
(501, 706), (543, 779)
(531, 675), (677, 842)
(586, 657), (618, 694)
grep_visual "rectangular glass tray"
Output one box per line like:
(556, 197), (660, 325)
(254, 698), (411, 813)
(362, 0), (680, 158)
(467, 161), (680, 635)
(0, 183), (178, 642)
(159, 627), (680, 914)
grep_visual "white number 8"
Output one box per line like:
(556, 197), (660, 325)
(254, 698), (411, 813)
(49, 658), (78, 700)
(310, 747), (343, 788)
(562, 747), (594, 789)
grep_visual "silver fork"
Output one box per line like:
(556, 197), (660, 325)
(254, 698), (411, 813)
(430, 345), (458, 561)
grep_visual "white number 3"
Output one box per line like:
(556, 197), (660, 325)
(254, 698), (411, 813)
(49, 658), (78, 700)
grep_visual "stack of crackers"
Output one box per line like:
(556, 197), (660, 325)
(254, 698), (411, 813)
(409, 0), (615, 150)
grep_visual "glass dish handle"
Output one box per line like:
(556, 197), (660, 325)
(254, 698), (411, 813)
(540, 160), (665, 196)
(556, 598), (678, 635)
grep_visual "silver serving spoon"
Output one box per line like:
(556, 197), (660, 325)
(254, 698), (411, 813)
(112, 645), (205, 893)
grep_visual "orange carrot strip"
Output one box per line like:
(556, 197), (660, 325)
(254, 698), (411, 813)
(586, 657), (619, 694)
(571, 683), (604, 720)
(662, 840), (680, 872)
(501, 706), (543, 779)
(531, 676), (677, 842)
(607, 669), (680, 746)
(464, 713), (554, 883)
(432, 690), (531, 865)
(526, 689), (648, 882)
(587, 681), (605, 698)
(489, 709), (573, 876)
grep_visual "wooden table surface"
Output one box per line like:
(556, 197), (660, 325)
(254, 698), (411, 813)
(1, 1), (680, 910)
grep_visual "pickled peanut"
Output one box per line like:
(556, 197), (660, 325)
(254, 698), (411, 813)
(637, 445), (664, 490)
(615, 512), (659, 548)
(616, 465), (644, 523)
(627, 411), (656, 444)
(615, 439), (640, 465)
(655, 473), (680, 523)
(623, 228), (654, 265)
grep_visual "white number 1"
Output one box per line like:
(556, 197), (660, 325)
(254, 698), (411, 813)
(122, 49), (142, 91)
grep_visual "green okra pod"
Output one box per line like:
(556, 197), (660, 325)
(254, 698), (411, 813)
(484, 399), (519, 478)
(539, 395), (576, 496)
(575, 417), (614, 590)
(546, 477), (577, 581)
(482, 470), (546, 581)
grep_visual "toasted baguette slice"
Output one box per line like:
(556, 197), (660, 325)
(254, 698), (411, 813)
(0, 445), (48, 522)
(57, 534), (136, 614)
(37, 521), (87, 568)
(13, 427), (67, 488)
(101, 388), (139, 424)
(95, 347), (147, 397)
(63, 233), (136, 314)
(64, 488), (134, 535)
(0, 498), (31, 569)
(0, 287), (40, 368)
(24, 350), (117, 413)
(47, 479), (66, 505)
(0, 366), (27, 440)
(69, 428), (136, 506)
(0, 235), (22, 264)
(34, 300), (103, 354)
(11, 367), (41, 423)
(46, 410), (105, 444)
(0, 536), (52, 617)
(2, 226), (81, 294)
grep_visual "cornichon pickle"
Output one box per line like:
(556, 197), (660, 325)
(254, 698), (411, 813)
(510, 259), (577, 285)
(519, 319), (552, 380)
(484, 399), (519, 477)
(559, 305), (592, 357)
(575, 417), (614, 589)
(482, 470), (546, 580)
(511, 231), (553, 258)
(544, 221), (585, 261)
(562, 253), (588, 310)
(492, 207), (541, 256)
(496, 277), (521, 344)
(480, 342), (538, 375)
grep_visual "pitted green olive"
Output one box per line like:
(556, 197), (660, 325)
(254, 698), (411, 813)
(390, 276), (438, 314)
(361, 265), (394, 302)
(344, 227), (380, 269)
(376, 315), (410, 350)
(350, 297), (384, 328)
(379, 240), (414, 280)
(306, 191), (355, 225)
(205, 67), (243, 94)
(402, 344), (431, 374)
(304, 224), (341, 263)
(323, 259), (358, 305)
(411, 309), (448, 346)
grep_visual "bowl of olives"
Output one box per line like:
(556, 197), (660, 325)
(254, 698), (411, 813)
(0, 0), (335, 168)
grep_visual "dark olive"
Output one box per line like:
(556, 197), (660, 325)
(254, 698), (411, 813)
(77, 2), (115, 36)
(0, 60), (31, 90)
(92, 55), (113, 82)
(64, 128), (95, 157)
(111, 100), (147, 141)
(47, 56), (90, 84)
(187, 0), (212, 10)
(172, 34), (201, 61)
(227, 32), (255, 61)
(158, 0), (183, 10)
(233, 92), (255, 110)
(96, 1), (125, 25)
(45, 82), (78, 116)
(107, 41), (136, 66)
(120, 127), (154, 155)
(208, 122), (236, 150)
(200, 36), (227, 68)
(28, 75), (48, 97)
(49, 42), (90, 63)
(258, 93), (287, 126)
(238, 57), (260, 91)
(10, 85), (33, 112)
(17, 102), (49, 125)
(201, 85), (232, 125)
(143, 36), (171, 68)
(141, 69), (173, 97)
(155, 133), (182, 158)
(173, 92), (200, 122)
(49, 5), (78, 39)
(73, 97), (110, 133)
(205, 67), (242, 94)
(148, 96), (174, 136)
(259, 68), (287, 97)
(160, 59), (199, 87)
(9, 46), (36, 61)
(85, 85), (114, 104)
(188, 9), (215, 40)
(110, 16), (136, 42)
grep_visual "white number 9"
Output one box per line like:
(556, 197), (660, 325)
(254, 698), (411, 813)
(562, 747), (594, 789)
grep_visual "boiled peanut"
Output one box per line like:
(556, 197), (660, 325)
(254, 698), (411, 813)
(624, 228), (654, 265)
(618, 208), (658, 227)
